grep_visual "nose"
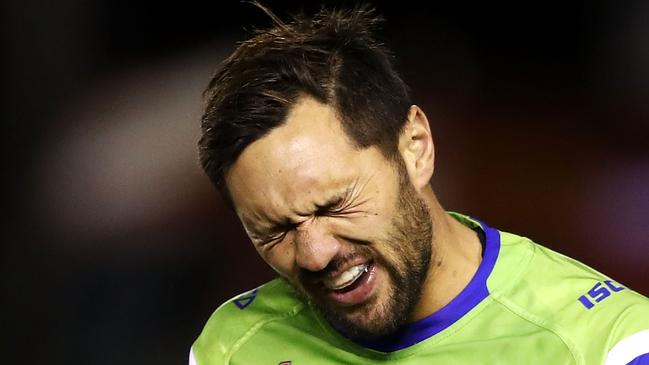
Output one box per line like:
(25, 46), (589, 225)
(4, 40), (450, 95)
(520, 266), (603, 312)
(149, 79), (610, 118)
(293, 220), (340, 272)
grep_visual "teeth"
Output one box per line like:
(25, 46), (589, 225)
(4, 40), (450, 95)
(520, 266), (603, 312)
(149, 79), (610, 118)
(324, 264), (369, 290)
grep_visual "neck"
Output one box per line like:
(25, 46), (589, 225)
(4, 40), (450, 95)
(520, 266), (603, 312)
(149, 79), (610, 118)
(410, 188), (483, 322)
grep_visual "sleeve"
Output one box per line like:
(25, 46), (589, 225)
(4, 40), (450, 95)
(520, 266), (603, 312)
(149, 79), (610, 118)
(604, 329), (649, 365)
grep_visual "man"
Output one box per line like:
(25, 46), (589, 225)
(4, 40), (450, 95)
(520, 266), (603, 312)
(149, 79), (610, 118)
(191, 4), (649, 364)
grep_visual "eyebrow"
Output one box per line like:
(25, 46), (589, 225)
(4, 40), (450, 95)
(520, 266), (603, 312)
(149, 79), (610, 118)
(267, 188), (350, 229)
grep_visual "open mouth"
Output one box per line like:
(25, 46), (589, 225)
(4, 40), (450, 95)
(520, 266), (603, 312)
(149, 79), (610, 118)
(324, 263), (370, 291)
(323, 262), (377, 306)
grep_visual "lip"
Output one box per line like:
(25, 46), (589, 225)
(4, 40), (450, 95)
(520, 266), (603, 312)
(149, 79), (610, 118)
(325, 263), (377, 307)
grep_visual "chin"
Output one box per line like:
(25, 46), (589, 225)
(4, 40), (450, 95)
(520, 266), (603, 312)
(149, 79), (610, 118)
(326, 293), (405, 338)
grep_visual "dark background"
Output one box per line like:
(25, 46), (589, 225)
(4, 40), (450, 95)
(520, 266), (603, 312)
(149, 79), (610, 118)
(3, 1), (648, 363)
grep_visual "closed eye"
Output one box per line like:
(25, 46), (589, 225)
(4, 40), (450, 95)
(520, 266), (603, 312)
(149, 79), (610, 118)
(317, 179), (372, 217)
(320, 195), (368, 217)
(315, 197), (344, 216)
(255, 232), (287, 249)
(257, 221), (299, 247)
(327, 199), (368, 216)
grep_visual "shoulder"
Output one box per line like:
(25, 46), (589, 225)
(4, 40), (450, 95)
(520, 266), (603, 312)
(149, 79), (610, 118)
(489, 229), (649, 364)
(190, 278), (305, 365)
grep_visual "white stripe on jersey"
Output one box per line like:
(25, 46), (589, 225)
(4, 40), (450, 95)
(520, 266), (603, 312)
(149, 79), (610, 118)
(189, 347), (197, 365)
(605, 329), (649, 365)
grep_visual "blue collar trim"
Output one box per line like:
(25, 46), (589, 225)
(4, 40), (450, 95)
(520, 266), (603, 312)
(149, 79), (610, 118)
(354, 218), (501, 352)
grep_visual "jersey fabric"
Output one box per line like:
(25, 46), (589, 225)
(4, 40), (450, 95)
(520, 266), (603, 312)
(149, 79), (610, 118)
(190, 213), (649, 365)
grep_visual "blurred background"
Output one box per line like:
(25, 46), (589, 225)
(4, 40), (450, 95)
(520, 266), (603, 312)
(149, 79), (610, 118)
(3, 0), (648, 363)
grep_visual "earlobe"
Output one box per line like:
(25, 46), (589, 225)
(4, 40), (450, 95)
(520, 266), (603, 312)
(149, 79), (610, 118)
(398, 105), (435, 191)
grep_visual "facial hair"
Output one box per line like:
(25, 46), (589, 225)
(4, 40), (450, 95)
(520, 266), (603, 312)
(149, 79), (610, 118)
(291, 163), (433, 339)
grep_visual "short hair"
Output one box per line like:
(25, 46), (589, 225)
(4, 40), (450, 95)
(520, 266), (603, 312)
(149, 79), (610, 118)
(198, 3), (412, 200)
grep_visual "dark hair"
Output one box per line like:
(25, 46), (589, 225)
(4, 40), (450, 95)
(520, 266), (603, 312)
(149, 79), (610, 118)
(198, 3), (412, 200)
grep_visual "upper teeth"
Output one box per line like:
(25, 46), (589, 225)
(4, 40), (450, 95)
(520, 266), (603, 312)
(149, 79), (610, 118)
(324, 264), (368, 290)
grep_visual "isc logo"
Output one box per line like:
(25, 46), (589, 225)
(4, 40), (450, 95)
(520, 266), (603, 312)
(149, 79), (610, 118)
(578, 280), (625, 309)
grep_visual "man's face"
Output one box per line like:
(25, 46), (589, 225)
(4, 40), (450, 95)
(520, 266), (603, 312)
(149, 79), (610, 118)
(226, 97), (433, 338)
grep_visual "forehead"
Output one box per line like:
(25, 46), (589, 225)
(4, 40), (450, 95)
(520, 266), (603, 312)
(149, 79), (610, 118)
(226, 96), (387, 222)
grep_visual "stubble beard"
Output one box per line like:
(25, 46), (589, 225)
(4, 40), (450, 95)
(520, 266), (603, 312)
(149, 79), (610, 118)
(291, 170), (433, 339)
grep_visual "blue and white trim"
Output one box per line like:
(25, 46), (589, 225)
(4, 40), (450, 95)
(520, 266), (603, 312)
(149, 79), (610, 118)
(605, 329), (649, 365)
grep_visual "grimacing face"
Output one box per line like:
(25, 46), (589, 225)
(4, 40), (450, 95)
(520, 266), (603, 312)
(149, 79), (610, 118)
(226, 97), (434, 338)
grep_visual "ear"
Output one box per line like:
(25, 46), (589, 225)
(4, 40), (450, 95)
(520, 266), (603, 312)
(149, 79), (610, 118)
(398, 105), (435, 191)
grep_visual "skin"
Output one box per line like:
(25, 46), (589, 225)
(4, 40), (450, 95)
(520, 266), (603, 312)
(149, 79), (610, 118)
(226, 96), (483, 338)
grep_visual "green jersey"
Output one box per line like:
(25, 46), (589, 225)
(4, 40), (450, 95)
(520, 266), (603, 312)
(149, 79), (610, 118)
(191, 214), (649, 364)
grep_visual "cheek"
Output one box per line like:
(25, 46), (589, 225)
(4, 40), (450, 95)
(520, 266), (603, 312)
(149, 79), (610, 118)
(326, 212), (393, 244)
(257, 242), (296, 277)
